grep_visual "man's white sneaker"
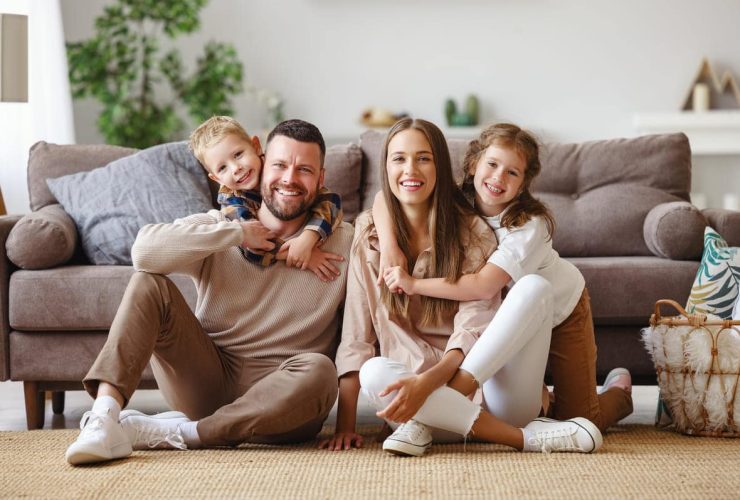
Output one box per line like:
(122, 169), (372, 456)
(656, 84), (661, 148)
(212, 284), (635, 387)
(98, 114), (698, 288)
(382, 420), (432, 457)
(524, 417), (603, 453)
(119, 409), (190, 450)
(65, 410), (133, 465)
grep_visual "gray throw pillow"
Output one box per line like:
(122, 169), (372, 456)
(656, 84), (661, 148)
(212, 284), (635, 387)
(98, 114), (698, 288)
(47, 141), (213, 265)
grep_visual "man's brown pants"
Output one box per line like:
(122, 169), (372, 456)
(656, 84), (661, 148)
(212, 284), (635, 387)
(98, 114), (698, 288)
(83, 272), (338, 447)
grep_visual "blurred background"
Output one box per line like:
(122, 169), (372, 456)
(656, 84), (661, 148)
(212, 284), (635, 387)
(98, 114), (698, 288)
(2, 0), (739, 214)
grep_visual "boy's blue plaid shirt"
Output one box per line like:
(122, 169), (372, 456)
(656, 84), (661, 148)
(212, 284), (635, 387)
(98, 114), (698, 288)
(217, 185), (342, 266)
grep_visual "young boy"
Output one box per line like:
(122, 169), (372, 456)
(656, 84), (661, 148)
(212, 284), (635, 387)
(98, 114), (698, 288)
(189, 115), (342, 271)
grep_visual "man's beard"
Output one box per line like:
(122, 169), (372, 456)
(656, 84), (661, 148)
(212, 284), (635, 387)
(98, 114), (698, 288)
(261, 181), (317, 221)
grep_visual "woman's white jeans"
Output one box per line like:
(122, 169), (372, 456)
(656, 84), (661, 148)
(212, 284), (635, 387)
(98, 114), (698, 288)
(359, 274), (553, 438)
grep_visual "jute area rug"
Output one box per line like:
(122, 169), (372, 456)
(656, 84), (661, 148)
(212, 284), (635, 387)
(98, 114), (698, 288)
(1, 424), (738, 499)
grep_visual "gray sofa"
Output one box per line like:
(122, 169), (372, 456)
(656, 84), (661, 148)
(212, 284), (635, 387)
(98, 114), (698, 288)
(2, 130), (739, 429)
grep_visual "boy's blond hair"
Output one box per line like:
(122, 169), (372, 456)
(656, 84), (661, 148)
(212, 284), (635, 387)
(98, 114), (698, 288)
(189, 116), (252, 167)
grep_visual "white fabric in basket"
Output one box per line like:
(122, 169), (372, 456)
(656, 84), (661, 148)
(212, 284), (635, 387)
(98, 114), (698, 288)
(642, 315), (740, 434)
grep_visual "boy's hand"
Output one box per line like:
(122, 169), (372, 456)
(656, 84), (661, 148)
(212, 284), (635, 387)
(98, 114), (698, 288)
(306, 248), (344, 282)
(240, 220), (276, 251)
(383, 266), (415, 295)
(376, 244), (407, 286)
(285, 231), (320, 269)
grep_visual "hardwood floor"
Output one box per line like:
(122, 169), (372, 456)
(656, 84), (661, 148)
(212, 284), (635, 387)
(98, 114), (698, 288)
(0, 380), (658, 432)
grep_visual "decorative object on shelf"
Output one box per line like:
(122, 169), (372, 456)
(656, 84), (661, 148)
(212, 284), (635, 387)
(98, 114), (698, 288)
(681, 58), (740, 112)
(0, 13), (28, 102)
(444, 94), (480, 127)
(67, 0), (243, 149)
(359, 107), (408, 127)
(724, 193), (739, 211)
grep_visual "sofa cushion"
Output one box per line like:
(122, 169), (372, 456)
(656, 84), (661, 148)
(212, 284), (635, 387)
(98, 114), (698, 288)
(47, 142), (213, 265)
(534, 133), (692, 257)
(8, 266), (197, 330)
(5, 204), (77, 269)
(702, 208), (740, 247)
(323, 143), (363, 222)
(686, 226), (740, 319)
(359, 129), (469, 211)
(27, 141), (138, 211)
(643, 201), (706, 260)
(570, 256), (698, 324)
(9, 331), (156, 381)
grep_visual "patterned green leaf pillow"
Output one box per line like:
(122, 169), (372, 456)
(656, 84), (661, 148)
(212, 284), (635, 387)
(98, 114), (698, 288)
(686, 226), (740, 319)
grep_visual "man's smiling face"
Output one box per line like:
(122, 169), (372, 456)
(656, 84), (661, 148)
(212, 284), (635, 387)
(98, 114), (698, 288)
(260, 135), (324, 221)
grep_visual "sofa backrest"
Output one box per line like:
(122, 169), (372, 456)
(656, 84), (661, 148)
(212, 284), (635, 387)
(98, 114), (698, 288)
(27, 141), (139, 211)
(356, 130), (692, 258)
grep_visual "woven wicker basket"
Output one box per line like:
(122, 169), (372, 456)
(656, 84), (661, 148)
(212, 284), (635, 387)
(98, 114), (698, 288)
(642, 299), (740, 437)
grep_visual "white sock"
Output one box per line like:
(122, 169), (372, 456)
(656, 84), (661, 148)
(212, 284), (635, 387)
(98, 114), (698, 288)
(91, 395), (121, 421)
(521, 428), (539, 452)
(179, 421), (202, 448)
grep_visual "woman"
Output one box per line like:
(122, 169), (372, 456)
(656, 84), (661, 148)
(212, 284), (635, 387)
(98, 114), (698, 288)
(320, 118), (602, 456)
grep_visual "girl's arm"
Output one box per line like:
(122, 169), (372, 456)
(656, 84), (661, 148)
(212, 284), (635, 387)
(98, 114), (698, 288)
(384, 261), (512, 302)
(377, 349), (465, 423)
(318, 372), (364, 450)
(372, 192), (407, 284)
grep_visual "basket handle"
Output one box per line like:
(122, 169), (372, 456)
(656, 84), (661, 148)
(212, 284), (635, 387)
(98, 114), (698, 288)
(653, 299), (690, 322)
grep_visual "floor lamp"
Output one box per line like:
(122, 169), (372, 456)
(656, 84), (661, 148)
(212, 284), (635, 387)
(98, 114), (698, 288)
(0, 13), (29, 214)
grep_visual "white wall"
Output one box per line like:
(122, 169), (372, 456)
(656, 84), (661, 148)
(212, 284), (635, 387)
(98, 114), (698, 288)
(54, 0), (740, 208)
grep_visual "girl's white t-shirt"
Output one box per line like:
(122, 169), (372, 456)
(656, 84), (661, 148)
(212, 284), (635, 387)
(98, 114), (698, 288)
(484, 214), (585, 327)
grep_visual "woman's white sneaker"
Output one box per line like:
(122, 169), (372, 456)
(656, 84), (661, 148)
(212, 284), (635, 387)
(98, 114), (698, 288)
(523, 417), (603, 453)
(119, 410), (189, 450)
(65, 410), (133, 465)
(382, 420), (432, 457)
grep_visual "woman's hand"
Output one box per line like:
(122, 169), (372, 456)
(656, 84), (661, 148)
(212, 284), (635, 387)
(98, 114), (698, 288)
(383, 266), (416, 295)
(376, 244), (407, 287)
(376, 375), (433, 423)
(318, 431), (364, 451)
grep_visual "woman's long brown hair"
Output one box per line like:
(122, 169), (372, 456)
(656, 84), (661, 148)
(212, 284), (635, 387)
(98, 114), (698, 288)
(375, 118), (478, 326)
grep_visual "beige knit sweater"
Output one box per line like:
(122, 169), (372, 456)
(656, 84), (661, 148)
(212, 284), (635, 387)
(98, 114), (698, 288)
(131, 209), (354, 359)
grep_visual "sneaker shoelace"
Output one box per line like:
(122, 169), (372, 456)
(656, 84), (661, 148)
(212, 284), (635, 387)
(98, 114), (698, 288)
(392, 421), (427, 443)
(529, 427), (578, 454)
(133, 424), (187, 450)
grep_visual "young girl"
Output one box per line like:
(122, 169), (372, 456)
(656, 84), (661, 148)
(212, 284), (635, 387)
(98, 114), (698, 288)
(380, 123), (633, 432)
(321, 118), (603, 456)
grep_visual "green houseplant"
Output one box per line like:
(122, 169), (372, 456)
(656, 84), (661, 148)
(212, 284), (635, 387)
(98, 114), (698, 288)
(67, 0), (243, 148)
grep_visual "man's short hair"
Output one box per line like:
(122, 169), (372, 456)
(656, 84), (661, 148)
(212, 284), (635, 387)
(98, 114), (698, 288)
(266, 119), (326, 166)
(189, 116), (251, 166)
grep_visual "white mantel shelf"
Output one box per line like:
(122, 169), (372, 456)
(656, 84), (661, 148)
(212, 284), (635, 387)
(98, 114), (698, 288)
(633, 111), (740, 155)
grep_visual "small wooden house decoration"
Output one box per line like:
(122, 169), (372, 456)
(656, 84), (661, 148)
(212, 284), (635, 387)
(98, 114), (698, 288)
(681, 58), (740, 111)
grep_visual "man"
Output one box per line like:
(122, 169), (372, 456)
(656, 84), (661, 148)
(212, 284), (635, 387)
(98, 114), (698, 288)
(65, 119), (353, 465)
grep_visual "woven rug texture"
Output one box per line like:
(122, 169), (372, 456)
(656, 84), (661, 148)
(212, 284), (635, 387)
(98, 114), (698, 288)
(1, 424), (739, 499)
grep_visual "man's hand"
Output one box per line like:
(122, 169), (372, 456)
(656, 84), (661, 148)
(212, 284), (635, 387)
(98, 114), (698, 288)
(383, 266), (416, 295)
(305, 247), (344, 282)
(318, 431), (364, 451)
(376, 244), (407, 286)
(285, 230), (320, 269)
(375, 375), (433, 423)
(240, 220), (276, 251)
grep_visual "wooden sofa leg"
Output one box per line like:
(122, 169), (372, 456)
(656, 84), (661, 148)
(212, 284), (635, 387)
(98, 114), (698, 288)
(23, 382), (45, 430)
(52, 391), (65, 414)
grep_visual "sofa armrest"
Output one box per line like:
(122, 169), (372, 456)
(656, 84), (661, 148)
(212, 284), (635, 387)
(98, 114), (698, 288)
(0, 215), (22, 380)
(702, 208), (740, 247)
